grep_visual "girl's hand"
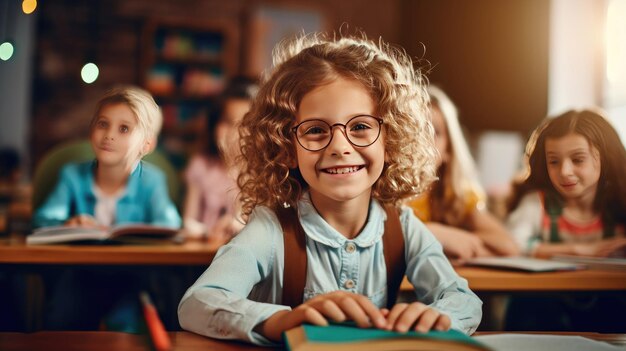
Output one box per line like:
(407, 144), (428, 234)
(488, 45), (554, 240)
(428, 223), (489, 260)
(255, 291), (387, 342)
(181, 217), (207, 239)
(385, 302), (451, 333)
(210, 215), (244, 243)
(64, 214), (99, 227)
(574, 238), (626, 257)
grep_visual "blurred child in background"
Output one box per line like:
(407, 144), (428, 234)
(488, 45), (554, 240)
(507, 108), (626, 258)
(505, 108), (626, 332)
(407, 86), (518, 261)
(33, 86), (181, 332)
(33, 86), (180, 229)
(182, 76), (257, 242)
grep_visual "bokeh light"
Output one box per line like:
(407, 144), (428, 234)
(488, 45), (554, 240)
(22, 0), (37, 14)
(0, 42), (15, 61)
(81, 62), (99, 84)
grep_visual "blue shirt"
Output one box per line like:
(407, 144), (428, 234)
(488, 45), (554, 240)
(32, 161), (181, 228)
(178, 193), (482, 345)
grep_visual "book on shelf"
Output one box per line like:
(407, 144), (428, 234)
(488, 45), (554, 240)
(27, 224), (182, 245)
(283, 323), (491, 351)
(464, 256), (586, 272)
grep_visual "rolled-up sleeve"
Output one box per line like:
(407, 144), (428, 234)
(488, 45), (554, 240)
(401, 207), (483, 334)
(178, 208), (290, 345)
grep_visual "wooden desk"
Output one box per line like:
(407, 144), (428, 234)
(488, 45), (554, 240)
(1, 331), (625, 351)
(3, 236), (624, 308)
(0, 235), (220, 265)
(401, 266), (626, 292)
(3, 237), (625, 289)
(0, 331), (274, 351)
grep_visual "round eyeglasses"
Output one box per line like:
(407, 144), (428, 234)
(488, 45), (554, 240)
(291, 115), (384, 152)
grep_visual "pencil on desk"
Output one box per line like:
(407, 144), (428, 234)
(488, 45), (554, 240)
(139, 291), (172, 351)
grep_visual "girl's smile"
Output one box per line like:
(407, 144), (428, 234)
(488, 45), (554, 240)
(295, 77), (385, 210)
(545, 132), (601, 205)
(320, 165), (365, 175)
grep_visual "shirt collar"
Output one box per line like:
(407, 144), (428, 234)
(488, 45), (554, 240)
(298, 192), (385, 248)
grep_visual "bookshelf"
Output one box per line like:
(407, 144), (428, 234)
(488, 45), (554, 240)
(140, 19), (239, 169)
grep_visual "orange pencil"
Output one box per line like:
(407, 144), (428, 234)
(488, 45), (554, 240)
(140, 291), (172, 351)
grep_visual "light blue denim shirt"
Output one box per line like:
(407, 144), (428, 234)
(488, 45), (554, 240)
(178, 193), (482, 345)
(32, 161), (181, 228)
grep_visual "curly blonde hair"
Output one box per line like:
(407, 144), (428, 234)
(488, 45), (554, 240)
(237, 32), (437, 218)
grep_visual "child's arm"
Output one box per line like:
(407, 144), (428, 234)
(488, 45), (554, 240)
(533, 237), (626, 258)
(182, 181), (206, 237)
(426, 222), (490, 260)
(402, 207), (483, 335)
(209, 214), (244, 243)
(181, 156), (212, 237)
(254, 291), (387, 342)
(178, 207), (292, 345)
(32, 165), (80, 228)
(467, 209), (520, 256)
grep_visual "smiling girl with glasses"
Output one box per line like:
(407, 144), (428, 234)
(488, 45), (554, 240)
(178, 32), (482, 345)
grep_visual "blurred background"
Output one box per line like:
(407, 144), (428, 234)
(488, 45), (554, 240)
(0, 0), (625, 200)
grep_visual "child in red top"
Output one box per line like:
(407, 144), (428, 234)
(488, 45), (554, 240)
(505, 108), (626, 332)
(507, 109), (626, 257)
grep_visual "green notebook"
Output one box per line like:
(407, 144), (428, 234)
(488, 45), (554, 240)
(283, 323), (491, 351)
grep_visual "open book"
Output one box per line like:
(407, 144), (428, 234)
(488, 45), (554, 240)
(465, 256), (586, 272)
(27, 224), (181, 245)
(283, 323), (490, 351)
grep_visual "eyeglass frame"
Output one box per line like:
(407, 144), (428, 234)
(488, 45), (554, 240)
(291, 114), (384, 152)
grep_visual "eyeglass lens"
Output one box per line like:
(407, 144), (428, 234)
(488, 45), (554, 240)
(294, 115), (381, 151)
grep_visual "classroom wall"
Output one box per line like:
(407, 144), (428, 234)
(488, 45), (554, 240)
(548, 0), (604, 115)
(400, 0), (550, 135)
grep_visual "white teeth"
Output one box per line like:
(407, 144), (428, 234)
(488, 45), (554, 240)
(326, 166), (359, 174)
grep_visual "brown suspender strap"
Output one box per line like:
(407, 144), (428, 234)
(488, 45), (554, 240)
(277, 204), (406, 309)
(382, 204), (406, 309)
(277, 206), (308, 309)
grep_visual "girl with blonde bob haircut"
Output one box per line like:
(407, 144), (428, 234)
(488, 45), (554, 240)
(179, 32), (481, 346)
(90, 86), (163, 154)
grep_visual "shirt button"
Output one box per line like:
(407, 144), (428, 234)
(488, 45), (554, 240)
(344, 279), (355, 289)
(345, 242), (356, 253)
